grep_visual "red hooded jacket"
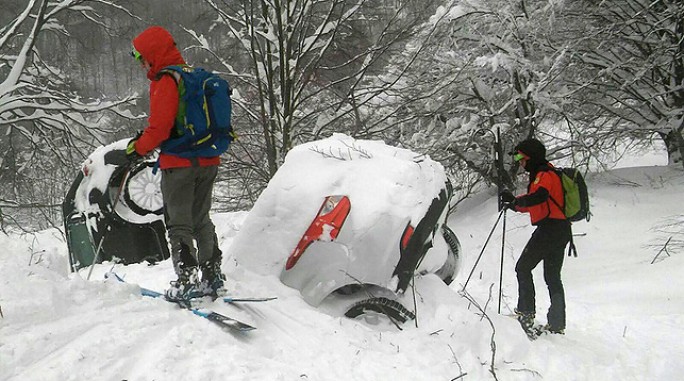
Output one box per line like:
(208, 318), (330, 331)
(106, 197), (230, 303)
(132, 26), (220, 169)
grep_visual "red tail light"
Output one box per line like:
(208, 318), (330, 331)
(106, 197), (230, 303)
(400, 223), (414, 252)
(286, 195), (351, 270)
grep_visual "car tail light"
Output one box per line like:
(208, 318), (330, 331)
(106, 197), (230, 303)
(400, 222), (414, 252)
(285, 195), (351, 270)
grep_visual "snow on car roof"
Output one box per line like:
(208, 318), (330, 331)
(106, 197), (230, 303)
(230, 133), (448, 276)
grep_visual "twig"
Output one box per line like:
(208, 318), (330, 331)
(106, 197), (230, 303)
(29, 249), (46, 266)
(309, 141), (373, 161)
(0, 304), (3, 318)
(340, 140), (372, 159)
(651, 236), (672, 264)
(447, 344), (466, 380)
(510, 368), (542, 377)
(459, 285), (499, 381)
(309, 146), (347, 160)
(480, 293), (492, 322)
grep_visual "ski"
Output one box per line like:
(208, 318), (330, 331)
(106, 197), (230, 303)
(106, 272), (256, 332)
(222, 296), (277, 303)
(149, 289), (276, 304)
(132, 279), (276, 304)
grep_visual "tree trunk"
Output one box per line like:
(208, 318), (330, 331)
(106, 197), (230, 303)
(661, 125), (684, 168)
(675, 125), (684, 170)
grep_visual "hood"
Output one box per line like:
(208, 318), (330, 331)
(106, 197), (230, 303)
(132, 26), (185, 81)
(515, 138), (546, 161)
(515, 138), (547, 173)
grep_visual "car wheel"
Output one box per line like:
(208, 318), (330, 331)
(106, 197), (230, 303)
(344, 297), (416, 323)
(435, 225), (461, 285)
(123, 162), (163, 216)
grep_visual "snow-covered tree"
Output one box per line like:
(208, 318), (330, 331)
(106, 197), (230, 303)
(185, 0), (443, 204)
(0, 0), (138, 230)
(566, 0), (684, 167)
(385, 0), (578, 197)
(388, 0), (683, 203)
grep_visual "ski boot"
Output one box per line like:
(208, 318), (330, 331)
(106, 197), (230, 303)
(514, 308), (542, 340)
(538, 324), (565, 336)
(165, 266), (203, 303)
(200, 261), (227, 298)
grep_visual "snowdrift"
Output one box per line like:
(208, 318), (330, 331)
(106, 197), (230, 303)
(1, 157), (683, 380)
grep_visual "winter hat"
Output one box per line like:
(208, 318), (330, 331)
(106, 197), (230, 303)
(515, 138), (546, 161)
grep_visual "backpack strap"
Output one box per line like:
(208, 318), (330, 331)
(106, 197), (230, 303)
(156, 65), (187, 82)
(548, 168), (578, 257)
(151, 65), (187, 172)
(567, 228), (578, 257)
(548, 168), (563, 208)
(548, 193), (564, 215)
(544, 168), (567, 220)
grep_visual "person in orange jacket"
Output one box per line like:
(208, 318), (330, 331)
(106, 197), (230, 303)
(500, 138), (571, 336)
(127, 26), (225, 301)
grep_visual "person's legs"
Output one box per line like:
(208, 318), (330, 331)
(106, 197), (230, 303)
(161, 167), (201, 299)
(543, 254), (565, 331)
(162, 168), (199, 271)
(191, 166), (225, 295)
(193, 166), (219, 265)
(515, 227), (545, 315)
(543, 221), (571, 331)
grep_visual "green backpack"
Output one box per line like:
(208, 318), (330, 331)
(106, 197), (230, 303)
(549, 167), (591, 257)
(553, 167), (591, 222)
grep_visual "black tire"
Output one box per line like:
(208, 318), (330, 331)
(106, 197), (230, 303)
(123, 162), (164, 216)
(435, 225), (461, 285)
(344, 297), (415, 323)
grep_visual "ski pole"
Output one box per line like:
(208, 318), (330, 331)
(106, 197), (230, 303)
(461, 208), (505, 292)
(498, 208), (507, 314)
(86, 165), (131, 280)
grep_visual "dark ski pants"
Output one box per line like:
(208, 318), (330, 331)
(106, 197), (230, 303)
(161, 165), (220, 275)
(515, 219), (571, 330)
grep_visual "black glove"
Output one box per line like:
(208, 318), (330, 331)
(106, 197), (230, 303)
(500, 190), (515, 204)
(502, 200), (517, 211)
(499, 190), (517, 211)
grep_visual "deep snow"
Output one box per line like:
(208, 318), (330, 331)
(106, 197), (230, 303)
(1, 149), (683, 380)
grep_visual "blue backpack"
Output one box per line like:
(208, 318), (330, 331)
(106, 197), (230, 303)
(159, 65), (234, 158)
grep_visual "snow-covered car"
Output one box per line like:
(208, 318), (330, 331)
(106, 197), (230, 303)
(230, 134), (461, 322)
(62, 139), (169, 272)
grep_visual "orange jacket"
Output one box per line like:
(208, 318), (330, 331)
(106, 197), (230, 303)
(132, 26), (220, 169)
(514, 167), (566, 225)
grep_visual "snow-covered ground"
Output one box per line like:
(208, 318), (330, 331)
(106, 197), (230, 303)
(1, 150), (683, 380)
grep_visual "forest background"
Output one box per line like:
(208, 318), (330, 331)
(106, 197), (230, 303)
(1, 0), (683, 233)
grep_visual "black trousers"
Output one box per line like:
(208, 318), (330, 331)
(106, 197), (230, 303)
(515, 218), (571, 329)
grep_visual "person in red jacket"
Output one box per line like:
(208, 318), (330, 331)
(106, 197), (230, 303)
(127, 26), (225, 301)
(500, 138), (571, 337)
